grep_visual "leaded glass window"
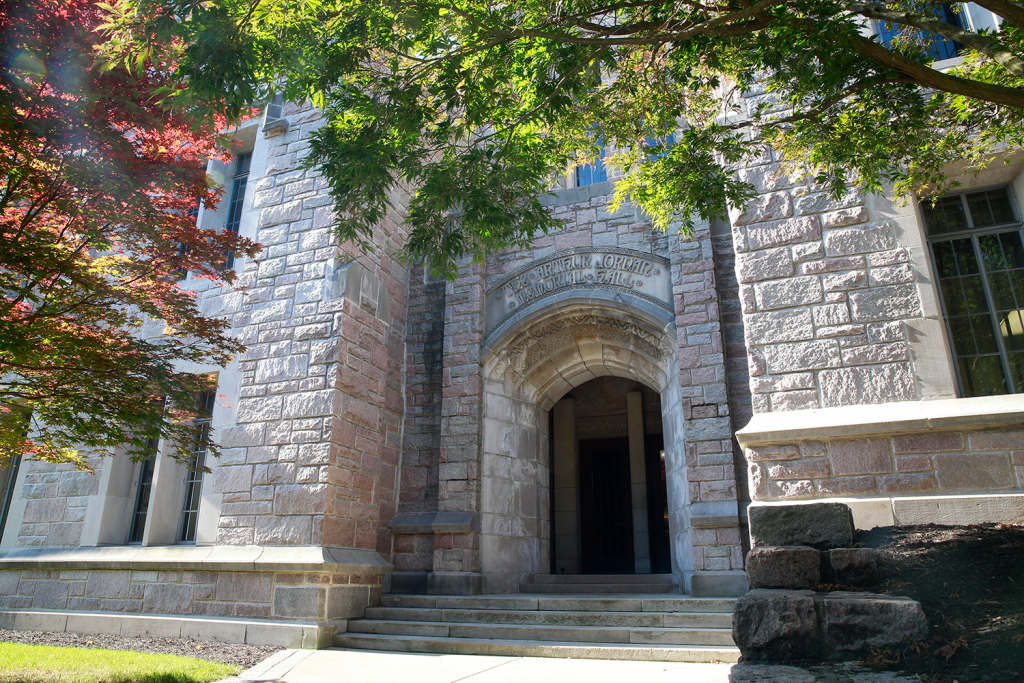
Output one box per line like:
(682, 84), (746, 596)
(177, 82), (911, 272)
(178, 391), (216, 543)
(923, 186), (1024, 396)
(224, 151), (252, 269)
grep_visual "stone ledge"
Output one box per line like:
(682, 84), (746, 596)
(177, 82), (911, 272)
(736, 395), (1024, 447)
(688, 570), (749, 597)
(0, 609), (333, 649)
(388, 511), (476, 534)
(689, 501), (741, 528)
(539, 179), (617, 207)
(0, 545), (392, 574)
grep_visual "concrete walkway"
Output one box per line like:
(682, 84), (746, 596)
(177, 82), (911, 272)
(221, 648), (921, 683)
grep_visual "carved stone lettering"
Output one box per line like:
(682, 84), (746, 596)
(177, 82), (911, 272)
(485, 247), (672, 335)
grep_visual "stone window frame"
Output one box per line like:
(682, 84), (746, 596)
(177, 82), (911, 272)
(77, 375), (227, 548)
(918, 183), (1024, 397)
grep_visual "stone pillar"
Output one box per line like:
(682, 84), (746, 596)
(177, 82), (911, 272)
(429, 259), (485, 594)
(626, 391), (651, 574)
(670, 225), (746, 596)
(552, 398), (580, 575)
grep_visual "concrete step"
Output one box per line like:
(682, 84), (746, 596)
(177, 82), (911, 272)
(519, 582), (681, 594)
(379, 594), (736, 613)
(334, 633), (740, 663)
(363, 607), (732, 628)
(346, 619), (736, 647)
(532, 574), (678, 585)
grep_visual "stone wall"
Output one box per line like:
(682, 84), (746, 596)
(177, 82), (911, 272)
(727, 148), (931, 413)
(748, 427), (1024, 501)
(14, 457), (101, 547)
(200, 101), (410, 556)
(0, 567), (380, 622)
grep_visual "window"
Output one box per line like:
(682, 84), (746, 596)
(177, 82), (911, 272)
(224, 151), (252, 269)
(922, 186), (1024, 396)
(178, 391), (216, 543)
(125, 438), (159, 544)
(0, 408), (31, 541)
(875, 4), (965, 62)
(576, 141), (607, 187)
(0, 456), (22, 542)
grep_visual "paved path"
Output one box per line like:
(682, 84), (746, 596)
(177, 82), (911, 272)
(221, 649), (921, 683)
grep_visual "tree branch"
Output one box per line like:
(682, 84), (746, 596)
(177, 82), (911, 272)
(853, 35), (1024, 108)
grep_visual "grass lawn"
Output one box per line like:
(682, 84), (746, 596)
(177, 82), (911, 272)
(0, 642), (240, 683)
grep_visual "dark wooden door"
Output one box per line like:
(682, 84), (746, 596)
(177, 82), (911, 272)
(579, 437), (634, 574)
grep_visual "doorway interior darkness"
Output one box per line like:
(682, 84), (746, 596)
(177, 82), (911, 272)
(551, 377), (671, 575)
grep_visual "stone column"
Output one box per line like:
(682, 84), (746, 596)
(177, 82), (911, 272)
(429, 259), (486, 594)
(626, 391), (651, 574)
(552, 398), (580, 575)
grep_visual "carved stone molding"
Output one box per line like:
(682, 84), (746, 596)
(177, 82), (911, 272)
(498, 313), (673, 383)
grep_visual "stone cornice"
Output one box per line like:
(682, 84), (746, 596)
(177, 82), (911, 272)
(736, 395), (1024, 447)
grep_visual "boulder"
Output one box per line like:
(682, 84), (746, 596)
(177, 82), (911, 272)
(822, 548), (879, 587)
(746, 546), (822, 589)
(732, 589), (820, 660)
(749, 503), (855, 550)
(822, 592), (928, 652)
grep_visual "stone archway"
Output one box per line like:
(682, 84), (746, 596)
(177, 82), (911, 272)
(477, 299), (693, 593)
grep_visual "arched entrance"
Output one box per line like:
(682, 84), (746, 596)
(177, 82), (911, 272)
(477, 298), (693, 593)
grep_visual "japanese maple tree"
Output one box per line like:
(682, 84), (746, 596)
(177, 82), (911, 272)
(0, 0), (259, 467)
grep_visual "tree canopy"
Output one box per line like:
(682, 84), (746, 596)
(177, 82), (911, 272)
(103, 0), (1024, 277)
(0, 0), (259, 467)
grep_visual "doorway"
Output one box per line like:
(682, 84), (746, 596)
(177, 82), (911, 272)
(579, 437), (633, 574)
(551, 377), (672, 575)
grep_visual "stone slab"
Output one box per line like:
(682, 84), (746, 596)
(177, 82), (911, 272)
(746, 547), (821, 589)
(821, 593), (927, 652)
(822, 549), (878, 587)
(893, 493), (1024, 525)
(732, 589), (819, 660)
(748, 503), (854, 550)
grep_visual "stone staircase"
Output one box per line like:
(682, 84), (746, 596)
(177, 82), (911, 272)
(335, 587), (740, 662)
(519, 573), (682, 594)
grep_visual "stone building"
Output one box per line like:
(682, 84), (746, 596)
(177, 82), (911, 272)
(0, 85), (1022, 651)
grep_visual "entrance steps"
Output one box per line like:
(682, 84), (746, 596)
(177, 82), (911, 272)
(335, 594), (740, 662)
(520, 573), (681, 594)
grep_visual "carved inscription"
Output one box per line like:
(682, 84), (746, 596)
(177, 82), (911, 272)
(498, 253), (660, 309)
(485, 248), (672, 335)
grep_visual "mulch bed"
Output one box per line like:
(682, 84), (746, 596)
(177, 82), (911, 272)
(0, 628), (282, 670)
(859, 523), (1024, 683)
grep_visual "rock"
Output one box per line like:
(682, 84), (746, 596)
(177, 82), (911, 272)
(732, 589), (820, 660)
(822, 593), (928, 652)
(746, 546), (822, 589)
(748, 503), (855, 550)
(822, 548), (879, 587)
